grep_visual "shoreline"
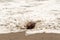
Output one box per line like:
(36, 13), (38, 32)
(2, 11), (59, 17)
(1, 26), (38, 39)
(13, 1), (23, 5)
(0, 32), (60, 40)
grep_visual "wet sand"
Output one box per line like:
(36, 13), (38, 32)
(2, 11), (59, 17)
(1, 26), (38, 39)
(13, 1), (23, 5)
(0, 32), (60, 40)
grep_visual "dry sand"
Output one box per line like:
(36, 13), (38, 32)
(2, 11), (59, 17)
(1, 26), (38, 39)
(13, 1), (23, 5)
(0, 32), (60, 40)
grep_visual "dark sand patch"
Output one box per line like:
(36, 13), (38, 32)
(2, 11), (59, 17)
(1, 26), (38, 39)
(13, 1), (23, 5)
(0, 32), (60, 40)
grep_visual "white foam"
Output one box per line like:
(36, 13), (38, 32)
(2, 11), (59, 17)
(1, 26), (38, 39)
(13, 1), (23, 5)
(0, 0), (60, 35)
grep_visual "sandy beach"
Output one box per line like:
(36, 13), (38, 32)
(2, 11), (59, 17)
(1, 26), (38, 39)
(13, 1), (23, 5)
(0, 32), (60, 40)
